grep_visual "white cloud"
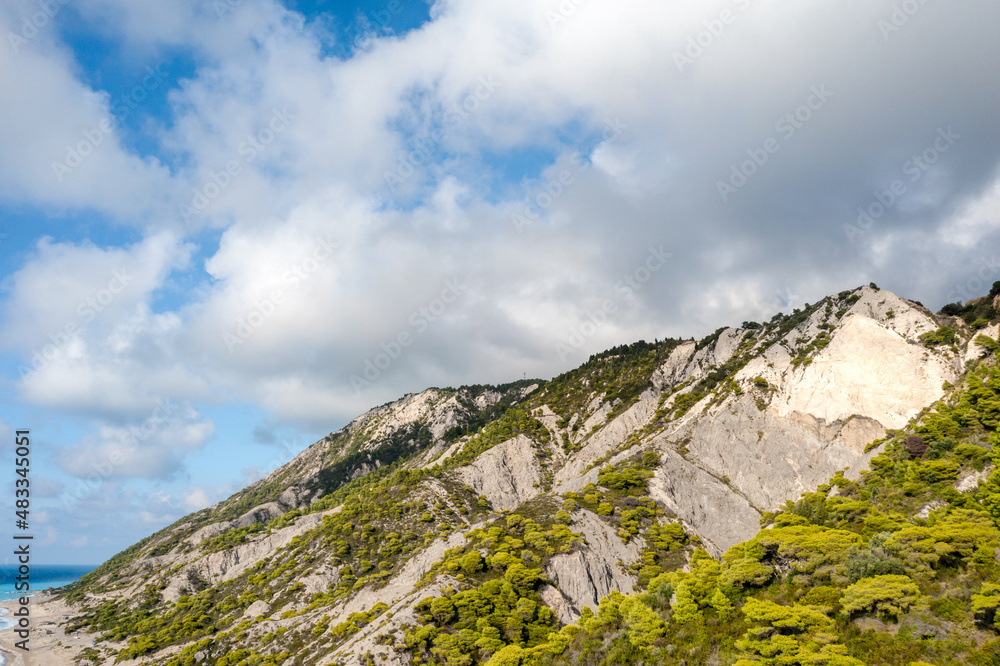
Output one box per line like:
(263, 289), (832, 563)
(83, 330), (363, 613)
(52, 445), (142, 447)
(0, 5), (179, 219)
(182, 487), (212, 511)
(54, 404), (214, 480)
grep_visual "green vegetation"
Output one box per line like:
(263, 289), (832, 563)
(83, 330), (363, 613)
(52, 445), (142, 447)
(442, 380), (543, 442)
(446, 407), (551, 467)
(920, 325), (958, 347)
(535, 339), (683, 449)
(404, 505), (580, 664)
(941, 281), (1000, 326)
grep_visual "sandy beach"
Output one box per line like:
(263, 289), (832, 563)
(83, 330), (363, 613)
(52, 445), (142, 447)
(0, 594), (98, 666)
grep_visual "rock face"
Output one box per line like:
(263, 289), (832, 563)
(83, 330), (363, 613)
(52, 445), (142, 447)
(770, 314), (952, 429)
(647, 449), (762, 556)
(642, 287), (960, 552)
(157, 507), (339, 603)
(63, 285), (990, 666)
(543, 510), (644, 622)
(457, 435), (542, 511)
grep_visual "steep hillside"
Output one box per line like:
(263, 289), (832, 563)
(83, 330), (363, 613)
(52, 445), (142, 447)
(54, 284), (1000, 666)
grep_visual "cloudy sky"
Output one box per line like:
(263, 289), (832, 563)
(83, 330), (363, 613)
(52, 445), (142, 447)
(1, 0), (999, 565)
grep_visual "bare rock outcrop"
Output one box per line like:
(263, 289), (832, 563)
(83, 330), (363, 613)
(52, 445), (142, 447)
(768, 314), (955, 429)
(457, 435), (542, 511)
(543, 509), (643, 621)
(647, 449), (761, 556)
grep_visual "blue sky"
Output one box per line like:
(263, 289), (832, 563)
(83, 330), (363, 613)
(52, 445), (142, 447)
(1, 0), (999, 565)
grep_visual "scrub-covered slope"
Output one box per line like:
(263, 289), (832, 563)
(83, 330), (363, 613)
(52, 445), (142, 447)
(56, 284), (1000, 665)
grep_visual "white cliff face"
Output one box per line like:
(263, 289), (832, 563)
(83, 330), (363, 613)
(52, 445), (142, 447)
(554, 388), (660, 491)
(350, 390), (459, 444)
(652, 341), (697, 388)
(642, 287), (962, 552)
(647, 448), (762, 557)
(768, 314), (956, 429)
(153, 508), (340, 603)
(544, 287), (966, 556)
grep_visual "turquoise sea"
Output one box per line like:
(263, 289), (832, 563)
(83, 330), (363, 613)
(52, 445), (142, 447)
(0, 564), (96, 601)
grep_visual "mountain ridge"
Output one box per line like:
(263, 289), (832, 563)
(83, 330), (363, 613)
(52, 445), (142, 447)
(42, 282), (1000, 665)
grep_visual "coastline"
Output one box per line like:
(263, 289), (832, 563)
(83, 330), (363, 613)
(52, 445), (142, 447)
(0, 593), (92, 666)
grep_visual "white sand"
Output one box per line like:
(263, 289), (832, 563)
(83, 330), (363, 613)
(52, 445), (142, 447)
(0, 594), (98, 666)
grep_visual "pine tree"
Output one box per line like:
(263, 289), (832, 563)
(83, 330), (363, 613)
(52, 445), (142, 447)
(671, 582), (702, 624)
(708, 588), (735, 621)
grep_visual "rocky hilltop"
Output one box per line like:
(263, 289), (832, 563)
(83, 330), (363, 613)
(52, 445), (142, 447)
(55, 284), (1000, 665)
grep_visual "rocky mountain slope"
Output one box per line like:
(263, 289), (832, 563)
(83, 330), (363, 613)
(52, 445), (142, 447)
(56, 284), (1000, 665)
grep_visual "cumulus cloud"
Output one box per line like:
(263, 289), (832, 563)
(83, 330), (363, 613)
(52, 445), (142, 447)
(0, 2), (179, 219)
(54, 403), (214, 480)
(182, 487), (213, 511)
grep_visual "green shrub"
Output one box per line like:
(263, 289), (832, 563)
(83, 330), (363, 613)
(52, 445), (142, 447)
(919, 326), (957, 347)
(841, 574), (921, 618)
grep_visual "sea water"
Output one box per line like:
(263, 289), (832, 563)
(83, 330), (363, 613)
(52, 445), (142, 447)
(0, 564), (96, 602)
(0, 565), (96, 664)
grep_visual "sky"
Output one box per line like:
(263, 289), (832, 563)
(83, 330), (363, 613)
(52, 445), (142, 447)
(0, 0), (999, 566)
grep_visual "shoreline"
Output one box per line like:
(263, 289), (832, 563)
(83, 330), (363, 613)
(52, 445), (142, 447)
(0, 593), (92, 666)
